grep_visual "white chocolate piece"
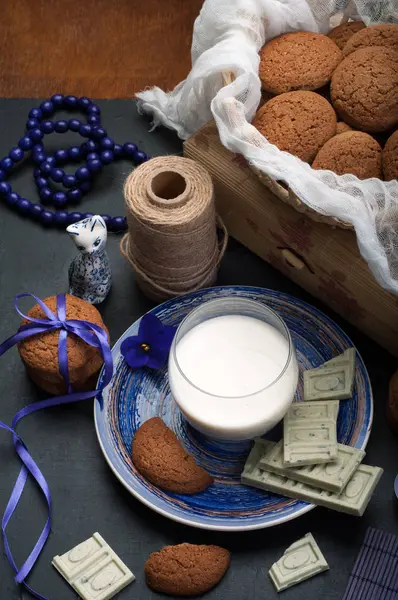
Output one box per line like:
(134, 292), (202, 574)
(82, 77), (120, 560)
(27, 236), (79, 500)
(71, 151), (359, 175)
(286, 401), (339, 421)
(52, 532), (135, 600)
(304, 362), (354, 401)
(259, 440), (366, 493)
(322, 348), (356, 370)
(269, 533), (329, 591)
(283, 402), (338, 466)
(241, 456), (383, 516)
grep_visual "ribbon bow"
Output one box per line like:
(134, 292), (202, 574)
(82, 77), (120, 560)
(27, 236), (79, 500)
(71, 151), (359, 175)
(0, 294), (113, 599)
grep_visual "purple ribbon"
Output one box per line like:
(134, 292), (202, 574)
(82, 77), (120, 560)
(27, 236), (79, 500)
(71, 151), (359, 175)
(0, 294), (113, 599)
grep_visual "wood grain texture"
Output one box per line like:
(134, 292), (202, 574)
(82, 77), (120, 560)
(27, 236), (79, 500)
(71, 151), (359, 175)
(0, 0), (203, 98)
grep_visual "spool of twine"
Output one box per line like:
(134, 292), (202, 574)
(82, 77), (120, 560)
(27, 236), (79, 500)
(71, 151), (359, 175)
(120, 156), (228, 302)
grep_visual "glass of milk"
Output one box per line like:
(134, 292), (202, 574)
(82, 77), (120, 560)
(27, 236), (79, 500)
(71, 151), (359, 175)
(168, 297), (298, 441)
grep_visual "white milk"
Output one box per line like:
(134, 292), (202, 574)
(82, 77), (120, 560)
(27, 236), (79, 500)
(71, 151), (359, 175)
(168, 315), (298, 440)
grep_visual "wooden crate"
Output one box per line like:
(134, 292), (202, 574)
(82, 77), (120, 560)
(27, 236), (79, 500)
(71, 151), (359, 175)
(184, 121), (398, 357)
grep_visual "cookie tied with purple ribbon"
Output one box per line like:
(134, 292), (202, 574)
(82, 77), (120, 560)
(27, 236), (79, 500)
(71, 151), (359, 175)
(18, 294), (109, 395)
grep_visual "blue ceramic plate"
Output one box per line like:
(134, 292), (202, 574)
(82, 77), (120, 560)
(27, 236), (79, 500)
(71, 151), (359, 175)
(94, 286), (373, 531)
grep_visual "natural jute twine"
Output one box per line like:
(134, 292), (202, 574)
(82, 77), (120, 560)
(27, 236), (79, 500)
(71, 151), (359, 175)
(120, 156), (228, 302)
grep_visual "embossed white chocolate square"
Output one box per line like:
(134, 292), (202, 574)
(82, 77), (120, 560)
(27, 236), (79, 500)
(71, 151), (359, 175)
(259, 440), (365, 493)
(52, 532), (135, 600)
(241, 450), (383, 517)
(304, 363), (354, 401)
(269, 533), (329, 591)
(287, 401), (339, 422)
(283, 418), (338, 466)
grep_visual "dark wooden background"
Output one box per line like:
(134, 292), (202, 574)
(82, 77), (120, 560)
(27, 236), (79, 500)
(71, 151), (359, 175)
(0, 0), (203, 98)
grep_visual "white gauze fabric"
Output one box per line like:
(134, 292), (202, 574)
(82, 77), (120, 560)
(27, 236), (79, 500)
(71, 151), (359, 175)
(137, 0), (398, 292)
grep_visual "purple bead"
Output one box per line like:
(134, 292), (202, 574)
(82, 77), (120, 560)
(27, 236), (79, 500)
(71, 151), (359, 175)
(35, 176), (48, 188)
(29, 128), (44, 142)
(88, 104), (101, 115)
(40, 120), (54, 134)
(18, 136), (33, 151)
(54, 210), (69, 226)
(26, 118), (39, 130)
(78, 96), (91, 108)
(54, 148), (68, 163)
(0, 182), (11, 195)
(134, 150), (148, 164)
(109, 216), (127, 232)
(51, 94), (64, 106)
(79, 142), (89, 155)
(101, 214), (111, 226)
(29, 107), (42, 120)
(9, 147), (24, 162)
(63, 174), (77, 188)
(39, 187), (53, 204)
(51, 168), (64, 183)
(6, 192), (20, 206)
(0, 157), (13, 171)
(87, 114), (100, 126)
(54, 120), (68, 133)
(87, 159), (102, 173)
(34, 167), (41, 176)
(92, 127), (106, 140)
(45, 156), (56, 166)
(113, 143), (123, 158)
(30, 203), (44, 219)
(16, 198), (31, 213)
(68, 146), (81, 161)
(0, 170), (5, 181)
(40, 210), (55, 226)
(54, 191), (67, 207)
(86, 139), (97, 152)
(64, 95), (78, 108)
(67, 188), (82, 203)
(100, 137), (114, 150)
(67, 211), (83, 225)
(87, 152), (99, 161)
(123, 142), (137, 156)
(40, 162), (53, 176)
(68, 118), (81, 132)
(100, 150), (113, 164)
(79, 124), (92, 137)
(33, 152), (46, 165)
(40, 101), (54, 115)
(79, 181), (91, 194)
(76, 166), (90, 181)
(82, 212), (94, 219)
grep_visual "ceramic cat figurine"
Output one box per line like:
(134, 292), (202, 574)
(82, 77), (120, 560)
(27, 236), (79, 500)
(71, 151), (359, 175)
(67, 215), (111, 304)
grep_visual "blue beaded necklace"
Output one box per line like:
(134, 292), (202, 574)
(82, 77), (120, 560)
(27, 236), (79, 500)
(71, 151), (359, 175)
(0, 94), (150, 232)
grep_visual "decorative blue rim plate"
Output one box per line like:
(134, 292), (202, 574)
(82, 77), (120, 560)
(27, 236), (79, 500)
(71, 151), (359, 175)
(94, 286), (373, 531)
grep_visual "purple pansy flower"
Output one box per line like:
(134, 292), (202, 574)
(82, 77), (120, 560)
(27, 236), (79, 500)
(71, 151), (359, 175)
(120, 313), (176, 369)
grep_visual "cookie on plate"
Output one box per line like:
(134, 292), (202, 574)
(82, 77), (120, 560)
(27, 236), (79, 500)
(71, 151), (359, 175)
(331, 46), (398, 133)
(382, 130), (398, 181)
(145, 543), (230, 596)
(312, 131), (382, 179)
(342, 23), (398, 56)
(328, 21), (366, 50)
(259, 31), (342, 94)
(252, 90), (337, 162)
(132, 417), (213, 494)
(336, 122), (353, 134)
(18, 294), (108, 395)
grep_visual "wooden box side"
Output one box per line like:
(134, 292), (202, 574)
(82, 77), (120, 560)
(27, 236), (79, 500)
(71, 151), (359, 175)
(184, 122), (398, 357)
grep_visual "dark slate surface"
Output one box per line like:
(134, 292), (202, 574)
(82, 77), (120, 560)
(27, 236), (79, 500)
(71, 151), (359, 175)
(0, 99), (397, 600)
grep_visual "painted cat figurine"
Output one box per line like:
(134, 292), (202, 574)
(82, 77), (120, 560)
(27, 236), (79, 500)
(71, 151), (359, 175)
(67, 215), (111, 304)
